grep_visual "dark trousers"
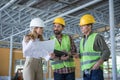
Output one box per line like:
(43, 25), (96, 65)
(83, 68), (104, 80)
(54, 72), (75, 80)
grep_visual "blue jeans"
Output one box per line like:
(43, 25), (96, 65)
(54, 72), (75, 80)
(83, 68), (104, 80)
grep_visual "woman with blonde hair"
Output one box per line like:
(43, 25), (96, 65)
(22, 18), (45, 80)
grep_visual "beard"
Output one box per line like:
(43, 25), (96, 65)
(54, 30), (61, 35)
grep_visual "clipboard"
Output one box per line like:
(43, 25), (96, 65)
(54, 49), (68, 57)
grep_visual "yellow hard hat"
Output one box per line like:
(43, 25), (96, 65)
(53, 17), (65, 26)
(79, 14), (95, 26)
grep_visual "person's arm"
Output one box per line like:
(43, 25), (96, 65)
(92, 34), (110, 70)
(68, 35), (81, 59)
(22, 36), (34, 57)
(94, 34), (110, 61)
(23, 36), (46, 58)
(69, 35), (77, 55)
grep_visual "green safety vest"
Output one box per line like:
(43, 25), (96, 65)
(50, 34), (75, 70)
(80, 33), (103, 71)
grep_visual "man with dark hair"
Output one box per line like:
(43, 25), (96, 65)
(50, 17), (77, 80)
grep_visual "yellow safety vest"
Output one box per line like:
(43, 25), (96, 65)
(50, 34), (75, 70)
(80, 33), (103, 71)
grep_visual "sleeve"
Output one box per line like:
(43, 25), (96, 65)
(22, 36), (33, 57)
(69, 35), (77, 54)
(94, 34), (111, 61)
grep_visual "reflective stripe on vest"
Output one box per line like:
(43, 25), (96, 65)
(50, 34), (75, 70)
(51, 58), (74, 65)
(81, 57), (99, 65)
(80, 52), (101, 56)
(80, 33), (103, 71)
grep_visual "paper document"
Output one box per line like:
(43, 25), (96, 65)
(24, 39), (55, 61)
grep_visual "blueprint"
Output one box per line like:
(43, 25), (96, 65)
(22, 39), (55, 61)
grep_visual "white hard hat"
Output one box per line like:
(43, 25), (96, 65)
(30, 18), (45, 30)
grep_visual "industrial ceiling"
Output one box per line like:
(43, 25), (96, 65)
(0, 0), (120, 55)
